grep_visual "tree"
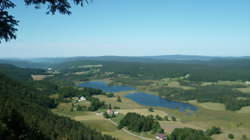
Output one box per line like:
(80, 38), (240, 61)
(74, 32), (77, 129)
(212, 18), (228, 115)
(241, 135), (248, 140)
(164, 116), (169, 121)
(103, 112), (109, 118)
(0, 0), (89, 43)
(169, 128), (212, 140)
(148, 107), (154, 112)
(205, 126), (222, 136)
(228, 133), (234, 139)
(171, 116), (176, 121)
(117, 96), (122, 102)
(155, 115), (163, 121)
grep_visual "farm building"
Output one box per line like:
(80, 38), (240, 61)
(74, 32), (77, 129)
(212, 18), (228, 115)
(78, 96), (86, 102)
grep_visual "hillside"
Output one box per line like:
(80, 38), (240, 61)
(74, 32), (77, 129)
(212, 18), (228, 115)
(0, 73), (117, 140)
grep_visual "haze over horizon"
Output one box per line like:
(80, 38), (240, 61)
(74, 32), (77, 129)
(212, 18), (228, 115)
(0, 0), (249, 58)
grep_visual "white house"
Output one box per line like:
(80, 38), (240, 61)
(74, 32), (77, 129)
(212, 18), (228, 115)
(114, 111), (119, 115)
(78, 96), (86, 102)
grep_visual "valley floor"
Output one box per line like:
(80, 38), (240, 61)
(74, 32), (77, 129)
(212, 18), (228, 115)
(53, 88), (250, 140)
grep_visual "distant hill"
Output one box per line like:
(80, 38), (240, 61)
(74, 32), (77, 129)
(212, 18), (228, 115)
(0, 64), (45, 81)
(1, 55), (250, 68)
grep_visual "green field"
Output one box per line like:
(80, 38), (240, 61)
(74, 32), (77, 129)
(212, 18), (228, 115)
(52, 76), (250, 140)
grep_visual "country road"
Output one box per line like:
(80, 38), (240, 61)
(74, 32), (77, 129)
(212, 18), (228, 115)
(108, 119), (155, 140)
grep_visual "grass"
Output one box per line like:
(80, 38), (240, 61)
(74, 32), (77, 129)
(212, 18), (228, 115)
(156, 106), (250, 140)
(54, 78), (250, 140)
(104, 131), (142, 140)
(150, 78), (195, 90)
(81, 119), (117, 132)
(236, 87), (250, 94)
(160, 121), (204, 133)
(31, 74), (53, 80)
(237, 106), (250, 113)
(93, 91), (143, 109)
(188, 100), (226, 111)
(201, 81), (246, 87)
(94, 84), (250, 140)
(118, 108), (168, 117)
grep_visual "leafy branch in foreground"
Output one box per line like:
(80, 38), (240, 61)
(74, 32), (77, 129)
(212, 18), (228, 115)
(0, 0), (89, 43)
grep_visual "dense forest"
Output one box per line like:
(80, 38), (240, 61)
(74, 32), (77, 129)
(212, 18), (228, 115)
(0, 64), (46, 81)
(157, 85), (250, 111)
(0, 73), (117, 140)
(52, 58), (250, 82)
(118, 113), (164, 133)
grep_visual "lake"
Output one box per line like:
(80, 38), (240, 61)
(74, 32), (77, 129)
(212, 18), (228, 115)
(79, 81), (135, 92)
(80, 81), (197, 112)
(125, 92), (197, 112)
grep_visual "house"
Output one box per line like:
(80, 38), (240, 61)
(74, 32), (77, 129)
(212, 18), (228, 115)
(156, 134), (167, 140)
(106, 109), (114, 115)
(114, 111), (119, 115)
(78, 96), (86, 102)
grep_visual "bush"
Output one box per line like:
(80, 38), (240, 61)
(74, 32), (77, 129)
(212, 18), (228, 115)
(106, 93), (114, 98)
(155, 115), (163, 121)
(228, 133), (234, 139)
(171, 116), (176, 121)
(148, 107), (154, 112)
(164, 116), (169, 121)
(117, 96), (122, 102)
(169, 128), (212, 140)
(205, 126), (222, 136)
(241, 135), (248, 140)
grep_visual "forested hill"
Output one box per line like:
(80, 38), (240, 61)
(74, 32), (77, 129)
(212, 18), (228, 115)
(0, 64), (45, 81)
(0, 73), (117, 140)
(53, 59), (250, 82)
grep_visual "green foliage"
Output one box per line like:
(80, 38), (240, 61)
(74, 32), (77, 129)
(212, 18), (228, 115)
(169, 128), (212, 140)
(205, 126), (222, 136)
(118, 113), (163, 133)
(103, 111), (115, 119)
(113, 106), (120, 109)
(103, 112), (109, 118)
(1, 0), (89, 42)
(106, 93), (115, 98)
(0, 73), (117, 140)
(148, 107), (154, 112)
(155, 115), (163, 121)
(171, 116), (176, 121)
(88, 98), (106, 111)
(241, 135), (248, 140)
(164, 116), (169, 121)
(0, 64), (45, 81)
(157, 85), (250, 111)
(117, 96), (122, 102)
(228, 133), (235, 139)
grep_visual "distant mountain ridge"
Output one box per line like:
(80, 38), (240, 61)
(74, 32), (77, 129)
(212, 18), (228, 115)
(1, 55), (250, 68)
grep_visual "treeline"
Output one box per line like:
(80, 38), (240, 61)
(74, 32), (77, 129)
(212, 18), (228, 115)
(0, 73), (117, 140)
(118, 113), (164, 133)
(168, 128), (212, 140)
(57, 86), (106, 111)
(0, 64), (46, 81)
(54, 59), (250, 82)
(157, 85), (250, 111)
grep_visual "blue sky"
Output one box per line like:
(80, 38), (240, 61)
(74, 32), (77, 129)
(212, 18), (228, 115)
(0, 0), (250, 58)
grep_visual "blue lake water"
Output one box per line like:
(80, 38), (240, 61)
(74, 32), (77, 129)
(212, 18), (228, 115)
(125, 92), (197, 112)
(79, 81), (135, 92)
(80, 81), (197, 112)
